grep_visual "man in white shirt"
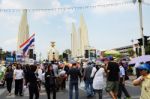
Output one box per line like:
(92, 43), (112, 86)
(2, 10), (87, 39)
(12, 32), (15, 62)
(118, 62), (130, 99)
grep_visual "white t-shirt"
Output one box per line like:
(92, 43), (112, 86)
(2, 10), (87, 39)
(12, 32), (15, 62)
(38, 69), (43, 80)
(93, 68), (106, 90)
(14, 69), (24, 80)
(119, 66), (125, 78)
(90, 67), (97, 78)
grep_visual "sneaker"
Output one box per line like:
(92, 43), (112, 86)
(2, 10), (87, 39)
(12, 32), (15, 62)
(8, 93), (11, 96)
(15, 94), (18, 96)
(19, 94), (23, 96)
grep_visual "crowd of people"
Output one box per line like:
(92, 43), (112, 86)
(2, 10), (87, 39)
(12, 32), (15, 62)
(2, 61), (68, 99)
(0, 56), (150, 99)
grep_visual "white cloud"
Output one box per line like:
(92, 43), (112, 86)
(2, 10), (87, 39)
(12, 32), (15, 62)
(0, 0), (23, 8)
(72, 0), (97, 5)
(63, 16), (77, 35)
(2, 38), (17, 51)
(31, 11), (48, 21)
(64, 16), (77, 24)
(0, 13), (20, 28)
(0, 0), (63, 9)
(51, 0), (61, 7)
(3, 38), (16, 45)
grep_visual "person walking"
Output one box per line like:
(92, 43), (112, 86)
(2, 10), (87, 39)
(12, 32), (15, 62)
(5, 65), (13, 96)
(67, 61), (82, 99)
(27, 65), (39, 99)
(45, 64), (56, 99)
(133, 63), (150, 99)
(83, 61), (94, 97)
(118, 62), (131, 99)
(36, 65), (43, 91)
(13, 64), (24, 96)
(92, 63), (106, 99)
(103, 57), (120, 99)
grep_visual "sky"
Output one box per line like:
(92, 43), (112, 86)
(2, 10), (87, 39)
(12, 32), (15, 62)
(0, 0), (150, 59)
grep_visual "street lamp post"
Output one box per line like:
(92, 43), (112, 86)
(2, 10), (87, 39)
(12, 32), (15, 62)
(138, 0), (145, 55)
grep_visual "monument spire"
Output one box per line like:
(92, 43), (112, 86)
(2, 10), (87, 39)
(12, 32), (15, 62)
(79, 14), (89, 57)
(17, 9), (29, 51)
(71, 23), (78, 58)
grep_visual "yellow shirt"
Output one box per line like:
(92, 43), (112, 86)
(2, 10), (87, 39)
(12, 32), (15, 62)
(140, 74), (150, 99)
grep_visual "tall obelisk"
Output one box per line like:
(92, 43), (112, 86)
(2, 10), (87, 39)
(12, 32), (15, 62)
(79, 15), (89, 57)
(17, 9), (29, 51)
(71, 23), (79, 58)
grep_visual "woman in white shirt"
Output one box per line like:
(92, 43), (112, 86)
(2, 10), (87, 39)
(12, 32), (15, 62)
(92, 64), (106, 99)
(14, 64), (24, 96)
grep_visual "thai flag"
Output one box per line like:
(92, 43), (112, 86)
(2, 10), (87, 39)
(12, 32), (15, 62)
(19, 33), (35, 56)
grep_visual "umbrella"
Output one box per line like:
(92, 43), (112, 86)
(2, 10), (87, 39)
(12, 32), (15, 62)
(129, 55), (150, 65)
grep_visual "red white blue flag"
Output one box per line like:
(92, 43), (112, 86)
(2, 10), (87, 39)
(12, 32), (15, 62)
(19, 33), (35, 56)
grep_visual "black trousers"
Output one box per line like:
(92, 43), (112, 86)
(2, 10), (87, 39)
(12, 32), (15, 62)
(61, 79), (66, 90)
(118, 78), (130, 98)
(94, 89), (103, 99)
(15, 79), (23, 95)
(6, 78), (13, 93)
(29, 84), (39, 99)
(45, 85), (56, 99)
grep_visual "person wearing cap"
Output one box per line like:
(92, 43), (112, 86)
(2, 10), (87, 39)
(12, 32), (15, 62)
(103, 57), (120, 99)
(92, 62), (106, 99)
(133, 63), (150, 99)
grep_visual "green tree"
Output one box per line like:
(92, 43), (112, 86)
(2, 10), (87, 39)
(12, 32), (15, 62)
(127, 48), (135, 57)
(64, 49), (71, 55)
(145, 46), (150, 55)
(59, 55), (63, 61)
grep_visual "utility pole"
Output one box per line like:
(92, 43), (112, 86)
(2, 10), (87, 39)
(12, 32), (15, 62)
(138, 0), (145, 55)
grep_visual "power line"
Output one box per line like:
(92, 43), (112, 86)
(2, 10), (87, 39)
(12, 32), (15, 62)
(0, 1), (133, 13)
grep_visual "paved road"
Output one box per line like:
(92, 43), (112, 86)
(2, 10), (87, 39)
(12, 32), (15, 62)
(0, 78), (141, 99)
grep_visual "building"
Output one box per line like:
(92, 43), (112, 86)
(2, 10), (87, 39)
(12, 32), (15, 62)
(113, 39), (150, 56)
(113, 45), (133, 56)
